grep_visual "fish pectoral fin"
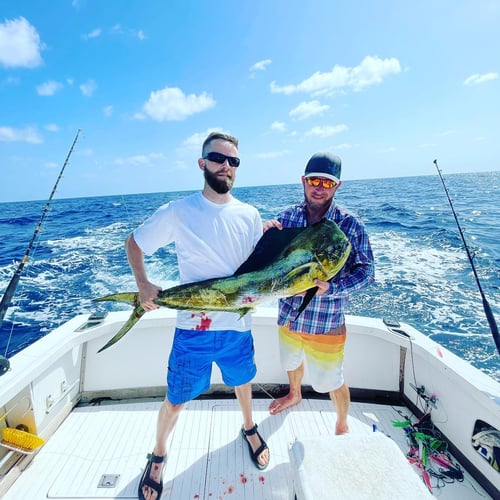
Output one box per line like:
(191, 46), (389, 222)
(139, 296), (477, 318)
(284, 263), (314, 280)
(294, 286), (319, 320)
(97, 305), (146, 353)
(93, 292), (140, 307)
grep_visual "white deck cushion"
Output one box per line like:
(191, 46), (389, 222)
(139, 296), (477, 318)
(289, 432), (433, 499)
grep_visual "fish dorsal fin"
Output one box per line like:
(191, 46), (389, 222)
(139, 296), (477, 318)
(234, 226), (305, 275)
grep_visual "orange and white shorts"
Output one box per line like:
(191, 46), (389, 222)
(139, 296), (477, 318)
(278, 324), (347, 393)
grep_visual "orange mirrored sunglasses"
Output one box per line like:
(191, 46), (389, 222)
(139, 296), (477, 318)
(305, 177), (338, 189)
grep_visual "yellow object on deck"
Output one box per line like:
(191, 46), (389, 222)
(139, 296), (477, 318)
(1, 427), (45, 454)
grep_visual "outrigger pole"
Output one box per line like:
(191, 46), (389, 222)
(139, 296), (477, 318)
(0, 129), (82, 328)
(433, 159), (499, 355)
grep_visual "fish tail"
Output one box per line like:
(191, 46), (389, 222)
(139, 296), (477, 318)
(93, 292), (140, 307)
(97, 305), (146, 353)
(237, 307), (252, 319)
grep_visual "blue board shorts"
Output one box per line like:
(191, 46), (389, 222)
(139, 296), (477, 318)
(167, 328), (257, 405)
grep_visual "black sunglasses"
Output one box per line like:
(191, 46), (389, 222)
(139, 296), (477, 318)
(203, 151), (240, 168)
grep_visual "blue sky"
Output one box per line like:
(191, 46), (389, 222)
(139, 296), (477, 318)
(1, 0), (499, 202)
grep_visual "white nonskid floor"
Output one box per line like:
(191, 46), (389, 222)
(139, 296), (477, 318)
(3, 399), (490, 499)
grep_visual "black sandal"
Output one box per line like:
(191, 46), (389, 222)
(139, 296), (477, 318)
(241, 423), (269, 470)
(138, 452), (166, 500)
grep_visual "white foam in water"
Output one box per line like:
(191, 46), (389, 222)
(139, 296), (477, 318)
(368, 231), (497, 336)
(371, 231), (463, 283)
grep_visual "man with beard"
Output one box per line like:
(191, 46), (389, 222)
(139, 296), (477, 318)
(127, 132), (269, 500)
(266, 152), (374, 435)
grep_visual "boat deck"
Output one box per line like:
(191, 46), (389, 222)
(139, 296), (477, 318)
(3, 397), (490, 499)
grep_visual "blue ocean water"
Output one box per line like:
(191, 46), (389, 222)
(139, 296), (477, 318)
(0, 172), (499, 380)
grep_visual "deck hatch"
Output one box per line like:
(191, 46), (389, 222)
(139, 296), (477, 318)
(98, 474), (120, 488)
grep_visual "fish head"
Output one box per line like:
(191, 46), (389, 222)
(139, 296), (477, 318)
(311, 220), (351, 279)
(283, 219), (351, 282)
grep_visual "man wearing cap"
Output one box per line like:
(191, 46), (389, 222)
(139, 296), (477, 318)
(267, 152), (374, 434)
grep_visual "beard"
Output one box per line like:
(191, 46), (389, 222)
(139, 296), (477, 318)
(204, 167), (234, 194)
(307, 198), (331, 212)
(304, 188), (334, 214)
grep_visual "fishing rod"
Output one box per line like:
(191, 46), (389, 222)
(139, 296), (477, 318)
(433, 159), (499, 355)
(0, 129), (81, 360)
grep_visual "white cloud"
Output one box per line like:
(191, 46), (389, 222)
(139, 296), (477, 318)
(472, 136), (486, 143)
(464, 72), (498, 85)
(114, 152), (165, 166)
(249, 59), (272, 77)
(183, 130), (217, 149)
(0, 125), (42, 143)
(80, 79), (97, 96)
(110, 24), (146, 40)
(0, 17), (44, 68)
(142, 87), (215, 121)
(305, 124), (348, 138)
(83, 25), (144, 41)
(270, 121), (286, 132)
(36, 80), (63, 96)
(172, 159), (189, 171)
(44, 123), (59, 132)
(103, 105), (113, 117)
(334, 143), (353, 150)
(438, 130), (456, 137)
(250, 59), (272, 72)
(3, 76), (20, 85)
(83, 28), (102, 40)
(289, 100), (330, 120)
(256, 150), (288, 159)
(270, 56), (401, 96)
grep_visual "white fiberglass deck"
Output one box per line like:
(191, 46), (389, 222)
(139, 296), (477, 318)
(3, 398), (489, 499)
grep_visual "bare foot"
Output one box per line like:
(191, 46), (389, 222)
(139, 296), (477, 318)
(269, 394), (302, 415)
(335, 422), (349, 435)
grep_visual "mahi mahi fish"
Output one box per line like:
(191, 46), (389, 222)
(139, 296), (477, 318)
(94, 219), (351, 352)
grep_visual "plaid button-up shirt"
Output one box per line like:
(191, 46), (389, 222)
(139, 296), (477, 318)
(277, 201), (374, 334)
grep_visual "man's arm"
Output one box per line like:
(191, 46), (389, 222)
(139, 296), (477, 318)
(329, 219), (375, 296)
(125, 234), (161, 311)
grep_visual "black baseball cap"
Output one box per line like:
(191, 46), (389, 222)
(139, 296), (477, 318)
(304, 152), (342, 182)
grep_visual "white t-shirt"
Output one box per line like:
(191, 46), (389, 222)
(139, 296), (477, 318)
(134, 192), (263, 330)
